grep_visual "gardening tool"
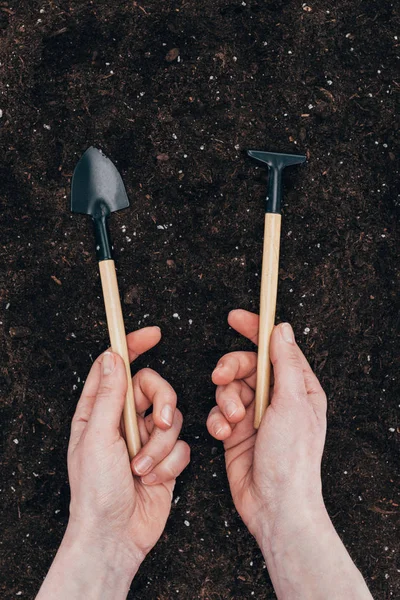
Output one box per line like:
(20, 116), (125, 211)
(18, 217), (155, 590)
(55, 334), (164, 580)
(248, 150), (306, 429)
(71, 146), (140, 458)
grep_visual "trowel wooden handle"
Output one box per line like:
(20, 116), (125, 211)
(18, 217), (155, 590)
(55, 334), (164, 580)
(254, 213), (282, 429)
(99, 260), (141, 459)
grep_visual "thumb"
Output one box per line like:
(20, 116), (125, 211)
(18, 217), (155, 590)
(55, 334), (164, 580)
(87, 351), (127, 437)
(269, 323), (307, 407)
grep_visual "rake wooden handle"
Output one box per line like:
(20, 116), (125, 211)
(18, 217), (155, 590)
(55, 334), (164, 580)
(99, 259), (141, 458)
(254, 213), (282, 429)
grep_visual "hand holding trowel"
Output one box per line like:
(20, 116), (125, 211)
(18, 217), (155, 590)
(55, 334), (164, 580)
(71, 147), (141, 458)
(248, 150), (306, 429)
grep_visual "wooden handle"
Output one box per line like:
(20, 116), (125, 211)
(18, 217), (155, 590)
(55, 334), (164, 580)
(99, 260), (141, 459)
(254, 213), (282, 429)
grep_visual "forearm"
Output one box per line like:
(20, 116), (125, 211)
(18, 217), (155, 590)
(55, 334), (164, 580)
(36, 526), (143, 600)
(257, 506), (373, 600)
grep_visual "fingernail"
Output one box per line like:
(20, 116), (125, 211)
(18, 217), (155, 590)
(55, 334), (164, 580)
(214, 424), (224, 437)
(134, 455), (153, 475)
(215, 362), (224, 371)
(161, 405), (173, 427)
(142, 472), (157, 485)
(102, 352), (115, 375)
(225, 402), (237, 418)
(281, 323), (294, 344)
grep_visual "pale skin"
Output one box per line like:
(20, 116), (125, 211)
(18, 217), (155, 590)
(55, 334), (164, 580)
(36, 314), (372, 599)
(207, 309), (373, 600)
(36, 326), (190, 600)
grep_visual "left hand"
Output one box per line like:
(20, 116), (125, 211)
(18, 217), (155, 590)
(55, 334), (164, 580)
(66, 326), (190, 565)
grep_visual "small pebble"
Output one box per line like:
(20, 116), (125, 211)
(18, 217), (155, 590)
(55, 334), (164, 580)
(9, 326), (31, 339)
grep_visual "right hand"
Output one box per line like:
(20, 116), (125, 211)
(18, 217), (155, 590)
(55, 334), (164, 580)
(206, 309), (328, 543)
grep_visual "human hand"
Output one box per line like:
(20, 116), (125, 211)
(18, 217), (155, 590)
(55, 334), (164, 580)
(207, 310), (373, 599)
(207, 309), (327, 544)
(36, 326), (190, 600)
(66, 326), (190, 564)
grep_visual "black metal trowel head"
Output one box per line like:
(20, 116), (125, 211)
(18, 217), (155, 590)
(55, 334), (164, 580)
(71, 147), (130, 261)
(248, 150), (306, 214)
(71, 146), (129, 216)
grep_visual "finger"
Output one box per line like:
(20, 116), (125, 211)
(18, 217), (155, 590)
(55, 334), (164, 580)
(270, 323), (307, 408)
(227, 309), (259, 345)
(141, 440), (191, 485)
(70, 357), (102, 449)
(212, 351), (257, 389)
(132, 368), (177, 429)
(87, 351), (127, 439)
(125, 326), (161, 362)
(131, 409), (183, 476)
(224, 400), (256, 452)
(70, 326), (162, 449)
(271, 323), (327, 416)
(216, 380), (253, 423)
(207, 405), (232, 440)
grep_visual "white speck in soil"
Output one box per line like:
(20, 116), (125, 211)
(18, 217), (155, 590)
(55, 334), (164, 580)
(303, 327), (310, 335)
(184, 520), (190, 527)
(13, 439), (19, 444)
(43, 123), (51, 130)
(6, 303), (10, 309)
(189, 319), (193, 325)
(389, 427), (395, 432)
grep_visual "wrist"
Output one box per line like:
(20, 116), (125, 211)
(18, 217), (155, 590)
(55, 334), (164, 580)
(254, 495), (330, 556)
(253, 501), (372, 600)
(62, 523), (144, 580)
(37, 524), (144, 600)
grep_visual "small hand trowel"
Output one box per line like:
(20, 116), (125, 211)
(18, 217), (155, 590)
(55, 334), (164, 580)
(248, 150), (306, 429)
(71, 147), (140, 458)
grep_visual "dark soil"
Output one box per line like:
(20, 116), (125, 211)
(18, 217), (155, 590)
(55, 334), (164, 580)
(0, 1), (399, 598)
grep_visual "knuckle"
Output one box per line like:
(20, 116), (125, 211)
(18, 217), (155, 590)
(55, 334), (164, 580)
(139, 367), (156, 379)
(96, 385), (113, 401)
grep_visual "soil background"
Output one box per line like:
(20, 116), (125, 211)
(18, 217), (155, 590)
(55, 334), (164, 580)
(0, 1), (399, 598)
